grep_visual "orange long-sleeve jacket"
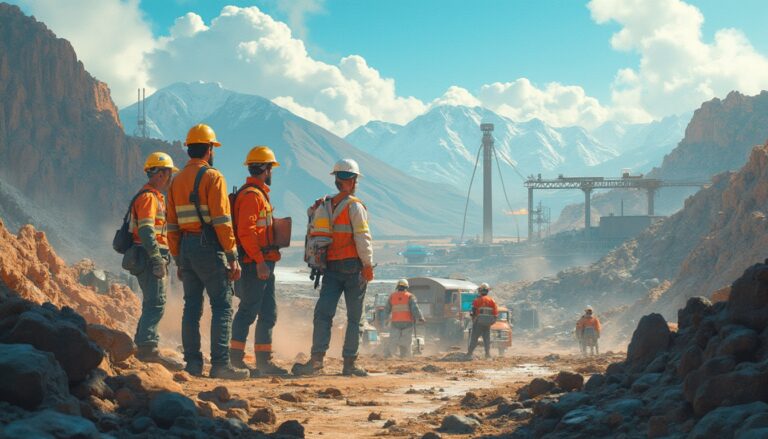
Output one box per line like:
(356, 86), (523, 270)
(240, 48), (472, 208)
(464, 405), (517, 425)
(233, 177), (280, 264)
(129, 184), (168, 252)
(166, 158), (237, 262)
(576, 315), (602, 335)
(472, 295), (499, 317)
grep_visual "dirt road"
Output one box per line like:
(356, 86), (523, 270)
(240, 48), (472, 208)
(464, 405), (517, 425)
(179, 353), (623, 438)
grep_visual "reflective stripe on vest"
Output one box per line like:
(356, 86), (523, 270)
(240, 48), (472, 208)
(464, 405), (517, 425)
(478, 306), (494, 315)
(390, 291), (414, 323)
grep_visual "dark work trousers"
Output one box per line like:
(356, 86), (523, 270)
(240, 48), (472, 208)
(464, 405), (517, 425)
(310, 266), (368, 358)
(133, 250), (168, 348)
(231, 261), (277, 351)
(468, 322), (492, 356)
(178, 234), (234, 367)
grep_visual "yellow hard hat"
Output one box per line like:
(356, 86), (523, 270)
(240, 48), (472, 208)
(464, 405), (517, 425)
(184, 124), (221, 147)
(244, 146), (280, 167)
(396, 279), (409, 288)
(143, 152), (179, 173)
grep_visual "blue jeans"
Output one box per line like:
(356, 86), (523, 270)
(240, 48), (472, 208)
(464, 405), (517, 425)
(178, 235), (234, 366)
(133, 251), (167, 348)
(231, 261), (277, 350)
(311, 268), (367, 358)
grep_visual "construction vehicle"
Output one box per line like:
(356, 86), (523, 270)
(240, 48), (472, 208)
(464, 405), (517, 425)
(490, 306), (513, 355)
(406, 277), (478, 346)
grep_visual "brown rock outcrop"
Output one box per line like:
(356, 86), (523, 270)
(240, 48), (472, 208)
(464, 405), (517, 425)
(0, 219), (139, 333)
(0, 3), (184, 259)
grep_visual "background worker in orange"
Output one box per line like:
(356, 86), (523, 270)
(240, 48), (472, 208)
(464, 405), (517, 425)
(576, 306), (602, 355)
(466, 282), (499, 359)
(166, 124), (248, 380)
(230, 146), (288, 376)
(128, 152), (183, 370)
(385, 279), (425, 358)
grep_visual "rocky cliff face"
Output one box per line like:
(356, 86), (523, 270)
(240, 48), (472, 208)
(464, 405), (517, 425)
(551, 91), (768, 234)
(0, 3), (183, 257)
(0, 218), (139, 333)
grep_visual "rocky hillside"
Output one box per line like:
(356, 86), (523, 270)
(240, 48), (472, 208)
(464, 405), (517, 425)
(552, 91), (768, 233)
(508, 263), (768, 438)
(505, 142), (768, 339)
(0, 3), (183, 261)
(0, 218), (139, 334)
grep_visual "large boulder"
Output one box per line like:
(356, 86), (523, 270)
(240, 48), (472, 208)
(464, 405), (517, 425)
(0, 307), (103, 382)
(692, 365), (768, 416)
(728, 262), (768, 332)
(439, 414), (480, 434)
(626, 313), (671, 371)
(2, 409), (99, 439)
(689, 402), (768, 439)
(678, 297), (714, 331)
(86, 324), (136, 363)
(555, 371), (584, 392)
(149, 392), (198, 429)
(0, 343), (69, 410)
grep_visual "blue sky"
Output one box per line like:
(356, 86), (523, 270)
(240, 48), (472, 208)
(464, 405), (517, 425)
(13, 0), (768, 135)
(138, 0), (768, 104)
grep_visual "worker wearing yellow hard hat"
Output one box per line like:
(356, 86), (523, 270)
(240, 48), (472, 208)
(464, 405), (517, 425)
(166, 123), (249, 380)
(230, 145), (289, 376)
(127, 151), (183, 371)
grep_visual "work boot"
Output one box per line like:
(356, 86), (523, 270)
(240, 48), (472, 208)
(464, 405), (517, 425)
(209, 363), (249, 380)
(184, 361), (204, 377)
(229, 348), (249, 370)
(342, 356), (368, 377)
(135, 345), (185, 371)
(291, 352), (324, 376)
(256, 352), (289, 376)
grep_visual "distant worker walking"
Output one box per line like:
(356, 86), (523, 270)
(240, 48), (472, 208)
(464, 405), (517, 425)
(230, 146), (288, 376)
(466, 283), (498, 359)
(128, 152), (183, 371)
(166, 124), (248, 380)
(576, 306), (601, 356)
(293, 159), (374, 377)
(385, 279), (425, 358)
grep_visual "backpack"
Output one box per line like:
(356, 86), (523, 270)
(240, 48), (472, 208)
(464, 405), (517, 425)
(112, 189), (153, 254)
(304, 197), (333, 288)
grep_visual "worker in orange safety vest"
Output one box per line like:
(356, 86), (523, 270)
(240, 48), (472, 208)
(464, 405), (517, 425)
(466, 282), (499, 359)
(576, 306), (601, 356)
(384, 279), (425, 358)
(166, 124), (248, 380)
(229, 146), (288, 376)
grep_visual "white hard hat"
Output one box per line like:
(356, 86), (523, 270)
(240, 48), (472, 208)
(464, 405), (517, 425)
(397, 279), (409, 288)
(331, 158), (362, 178)
(585, 306), (593, 313)
(479, 282), (491, 291)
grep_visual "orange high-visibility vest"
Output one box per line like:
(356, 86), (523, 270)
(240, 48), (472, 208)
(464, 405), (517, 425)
(327, 197), (363, 261)
(576, 315), (602, 334)
(233, 177), (279, 264)
(472, 295), (499, 317)
(130, 185), (168, 250)
(390, 291), (414, 323)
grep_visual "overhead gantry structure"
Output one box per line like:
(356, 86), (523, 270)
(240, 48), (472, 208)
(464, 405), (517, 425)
(524, 175), (709, 240)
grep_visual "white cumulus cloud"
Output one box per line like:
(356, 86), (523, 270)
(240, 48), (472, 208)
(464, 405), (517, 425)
(147, 6), (425, 136)
(12, 0), (155, 107)
(588, 0), (768, 122)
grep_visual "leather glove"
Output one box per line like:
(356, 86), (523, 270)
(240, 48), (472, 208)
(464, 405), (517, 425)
(362, 265), (374, 282)
(150, 256), (166, 279)
(256, 262), (271, 280)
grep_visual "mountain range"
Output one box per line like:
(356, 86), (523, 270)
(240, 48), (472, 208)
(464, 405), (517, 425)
(120, 82), (475, 237)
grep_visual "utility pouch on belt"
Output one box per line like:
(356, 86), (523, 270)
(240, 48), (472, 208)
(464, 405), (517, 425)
(190, 166), (220, 249)
(121, 245), (147, 276)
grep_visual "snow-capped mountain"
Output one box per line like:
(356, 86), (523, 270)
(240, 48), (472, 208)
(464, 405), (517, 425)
(119, 82), (476, 236)
(346, 105), (619, 188)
